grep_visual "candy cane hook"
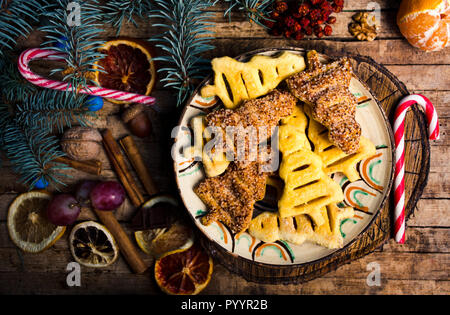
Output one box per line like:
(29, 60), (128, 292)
(393, 94), (439, 243)
(18, 48), (156, 105)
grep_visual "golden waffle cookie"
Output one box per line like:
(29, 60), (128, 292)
(248, 204), (354, 249)
(279, 104), (311, 155)
(188, 115), (230, 178)
(304, 105), (376, 182)
(309, 204), (354, 249)
(263, 176), (324, 225)
(278, 148), (344, 220)
(201, 52), (305, 109)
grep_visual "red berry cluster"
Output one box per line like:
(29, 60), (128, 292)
(264, 0), (344, 39)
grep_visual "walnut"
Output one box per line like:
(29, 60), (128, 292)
(348, 12), (378, 41)
(61, 127), (102, 161)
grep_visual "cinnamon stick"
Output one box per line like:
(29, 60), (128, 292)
(94, 209), (148, 274)
(119, 135), (159, 196)
(53, 156), (102, 175)
(102, 129), (145, 207)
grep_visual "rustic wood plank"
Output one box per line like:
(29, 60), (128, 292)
(205, 38), (450, 65)
(14, 12), (404, 55)
(0, 272), (159, 295)
(422, 172), (450, 199)
(410, 199), (450, 227)
(381, 228), (449, 253)
(0, 248), (433, 280)
(96, 11), (402, 40)
(1, 254), (448, 295)
(385, 65), (450, 90)
(205, 271), (449, 295)
(429, 146), (450, 173)
(17, 32), (450, 67)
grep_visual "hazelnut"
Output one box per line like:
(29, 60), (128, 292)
(121, 104), (152, 138)
(61, 127), (102, 161)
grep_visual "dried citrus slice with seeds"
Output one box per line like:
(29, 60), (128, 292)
(69, 221), (119, 268)
(134, 195), (194, 257)
(135, 221), (194, 257)
(155, 244), (213, 295)
(7, 191), (66, 253)
(93, 39), (156, 104)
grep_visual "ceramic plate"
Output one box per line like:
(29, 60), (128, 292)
(173, 48), (394, 266)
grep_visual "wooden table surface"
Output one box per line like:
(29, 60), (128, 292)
(0, 1), (448, 295)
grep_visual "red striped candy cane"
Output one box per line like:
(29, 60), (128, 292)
(393, 94), (439, 243)
(18, 48), (156, 105)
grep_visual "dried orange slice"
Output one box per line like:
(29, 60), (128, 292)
(155, 244), (213, 295)
(93, 39), (156, 103)
(135, 221), (194, 257)
(69, 221), (119, 268)
(134, 195), (194, 257)
(7, 191), (66, 253)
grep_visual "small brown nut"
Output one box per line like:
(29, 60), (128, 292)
(348, 12), (378, 41)
(353, 12), (368, 23)
(61, 127), (102, 161)
(122, 104), (152, 138)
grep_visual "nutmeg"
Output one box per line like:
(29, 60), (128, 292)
(122, 104), (152, 138)
(61, 127), (102, 161)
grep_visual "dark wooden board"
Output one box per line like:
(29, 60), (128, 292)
(197, 49), (429, 284)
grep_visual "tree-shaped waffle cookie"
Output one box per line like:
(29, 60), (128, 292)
(304, 105), (376, 182)
(278, 148), (344, 219)
(201, 52), (305, 109)
(277, 105), (344, 220)
(279, 104), (311, 155)
(248, 204), (354, 249)
(185, 115), (230, 178)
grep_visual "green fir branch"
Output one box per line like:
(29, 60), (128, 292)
(0, 55), (38, 103)
(0, 0), (42, 55)
(101, 0), (152, 35)
(149, 0), (217, 107)
(15, 90), (94, 134)
(2, 120), (69, 189)
(224, 0), (274, 27)
(40, 0), (105, 92)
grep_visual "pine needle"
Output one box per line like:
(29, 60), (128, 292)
(0, 0), (42, 55)
(149, 0), (217, 107)
(101, 0), (152, 36)
(40, 0), (105, 92)
(224, 0), (274, 27)
(15, 90), (95, 134)
(1, 120), (69, 189)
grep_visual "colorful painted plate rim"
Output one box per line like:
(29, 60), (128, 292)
(173, 47), (395, 267)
